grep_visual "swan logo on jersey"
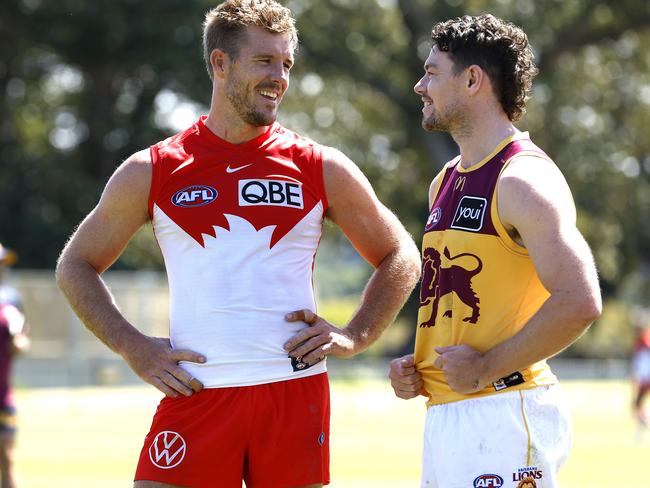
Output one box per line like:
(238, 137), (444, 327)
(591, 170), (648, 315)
(149, 431), (187, 469)
(472, 474), (503, 487)
(450, 195), (487, 232)
(239, 179), (304, 208)
(172, 185), (218, 207)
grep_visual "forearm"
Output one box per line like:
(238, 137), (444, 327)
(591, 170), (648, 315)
(482, 293), (600, 382)
(56, 257), (142, 357)
(344, 244), (420, 353)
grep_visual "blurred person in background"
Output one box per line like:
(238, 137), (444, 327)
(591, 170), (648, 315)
(56, 0), (420, 487)
(389, 14), (602, 488)
(631, 307), (650, 429)
(0, 243), (30, 488)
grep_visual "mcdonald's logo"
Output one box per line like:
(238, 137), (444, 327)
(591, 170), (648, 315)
(454, 176), (466, 192)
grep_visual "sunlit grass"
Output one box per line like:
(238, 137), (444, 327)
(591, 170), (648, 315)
(13, 378), (650, 487)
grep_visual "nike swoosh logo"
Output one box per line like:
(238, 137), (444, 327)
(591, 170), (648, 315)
(226, 163), (253, 173)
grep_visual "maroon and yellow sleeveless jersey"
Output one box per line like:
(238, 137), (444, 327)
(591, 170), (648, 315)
(414, 133), (558, 406)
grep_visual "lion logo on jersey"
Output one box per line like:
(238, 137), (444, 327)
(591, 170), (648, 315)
(419, 246), (482, 327)
(516, 478), (537, 488)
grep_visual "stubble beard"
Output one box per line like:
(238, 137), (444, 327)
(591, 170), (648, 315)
(225, 73), (276, 127)
(422, 102), (468, 136)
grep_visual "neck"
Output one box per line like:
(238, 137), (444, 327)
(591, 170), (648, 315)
(204, 85), (271, 144)
(451, 109), (518, 169)
(204, 110), (270, 145)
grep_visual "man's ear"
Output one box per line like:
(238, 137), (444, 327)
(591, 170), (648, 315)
(211, 49), (229, 80)
(465, 65), (484, 93)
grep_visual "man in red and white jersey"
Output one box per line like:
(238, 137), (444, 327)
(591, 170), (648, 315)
(55, 1), (421, 487)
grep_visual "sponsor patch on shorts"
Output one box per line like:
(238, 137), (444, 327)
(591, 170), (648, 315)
(473, 473), (504, 487)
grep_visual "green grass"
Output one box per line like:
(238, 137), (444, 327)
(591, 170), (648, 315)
(12, 379), (650, 487)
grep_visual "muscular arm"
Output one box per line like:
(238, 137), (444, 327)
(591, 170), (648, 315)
(284, 147), (421, 362)
(56, 150), (204, 397)
(436, 156), (602, 392)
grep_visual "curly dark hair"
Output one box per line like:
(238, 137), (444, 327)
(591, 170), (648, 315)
(431, 14), (538, 122)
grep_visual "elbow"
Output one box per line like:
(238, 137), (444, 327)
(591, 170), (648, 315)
(54, 258), (67, 293)
(574, 292), (603, 332)
(54, 251), (74, 294)
(404, 242), (422, 286)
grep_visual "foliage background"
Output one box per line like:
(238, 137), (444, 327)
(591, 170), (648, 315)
(2, 0), (650, 357)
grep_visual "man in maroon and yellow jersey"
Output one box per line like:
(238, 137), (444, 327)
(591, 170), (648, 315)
(389, 14), (602, 487)
(0, 244), (30, 488)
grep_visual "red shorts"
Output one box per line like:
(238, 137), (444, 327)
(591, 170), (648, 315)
(135, 373), (330, 488)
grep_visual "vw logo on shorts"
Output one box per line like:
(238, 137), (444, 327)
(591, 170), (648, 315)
(149, 431), (187, 469)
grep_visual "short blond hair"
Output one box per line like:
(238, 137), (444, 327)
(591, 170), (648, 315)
(203, 0), (298, 80)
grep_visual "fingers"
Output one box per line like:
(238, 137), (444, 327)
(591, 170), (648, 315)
(150, 375), (181, 398)
(389, 354), (417, 377)
(389, 354), (424, 400)
(285, 309), (319, 325)
(160, 370), (194, 397)
(189, 376), (204, 393)
(283, 311), (322, 356)
(171, 348), (207, 364)
(391, 378), (424, 399)
(433, 354), (444, 370)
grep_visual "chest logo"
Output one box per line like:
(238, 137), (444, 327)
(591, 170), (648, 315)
(425, 207), (442, 231)
(239, 179), (304, 209)
(419, 246), (482, 327)
(171, 185), (218, 207)
(226, 163), (253, 173)
(454, 175), (466, 192)
(450, 195), (487, 232)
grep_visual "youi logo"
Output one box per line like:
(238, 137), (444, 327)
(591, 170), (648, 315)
(172, 185), (218, 207)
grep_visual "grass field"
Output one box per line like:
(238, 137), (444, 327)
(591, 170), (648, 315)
(12, 379), (650, 487)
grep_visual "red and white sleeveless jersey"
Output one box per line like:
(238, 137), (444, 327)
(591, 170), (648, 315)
(148, 116), (328, 387)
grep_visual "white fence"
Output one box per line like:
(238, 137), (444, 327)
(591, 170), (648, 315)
(5, 270), (633, 388)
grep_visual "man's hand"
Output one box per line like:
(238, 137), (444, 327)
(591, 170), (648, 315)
(434, 344), (488, 394)
(122, 336), (206, 398)
(389, 354), (424, 400)
(283, 309), (356, 365)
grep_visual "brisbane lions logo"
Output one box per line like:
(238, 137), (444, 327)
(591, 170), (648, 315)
(419, 246), (482, 327)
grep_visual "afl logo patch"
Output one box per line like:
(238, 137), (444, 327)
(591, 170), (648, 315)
(473, 474), (504, 487)
(172, 185), (218, 207)
(149, 431), (187, 469)
(425, 207), (442, 230)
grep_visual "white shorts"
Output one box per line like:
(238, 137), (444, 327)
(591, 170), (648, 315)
(421, 385), (571, 488)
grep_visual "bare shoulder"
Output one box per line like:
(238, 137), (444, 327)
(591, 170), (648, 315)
(104, 149), (152, 197)
(498, 154), (576, 229)
(428, 173), (443, 210)
(321, 145), (366, 180)
(321, 145), (376, 209)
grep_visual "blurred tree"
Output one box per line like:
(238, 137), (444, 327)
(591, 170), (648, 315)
(2, 0), (650, 355)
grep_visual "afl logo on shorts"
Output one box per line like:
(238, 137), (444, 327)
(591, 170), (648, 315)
(425, 207), (442, 230)
(473, 474), (504, 487)
(149, 431), (187, 469)
(172, 185), (218, 207)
